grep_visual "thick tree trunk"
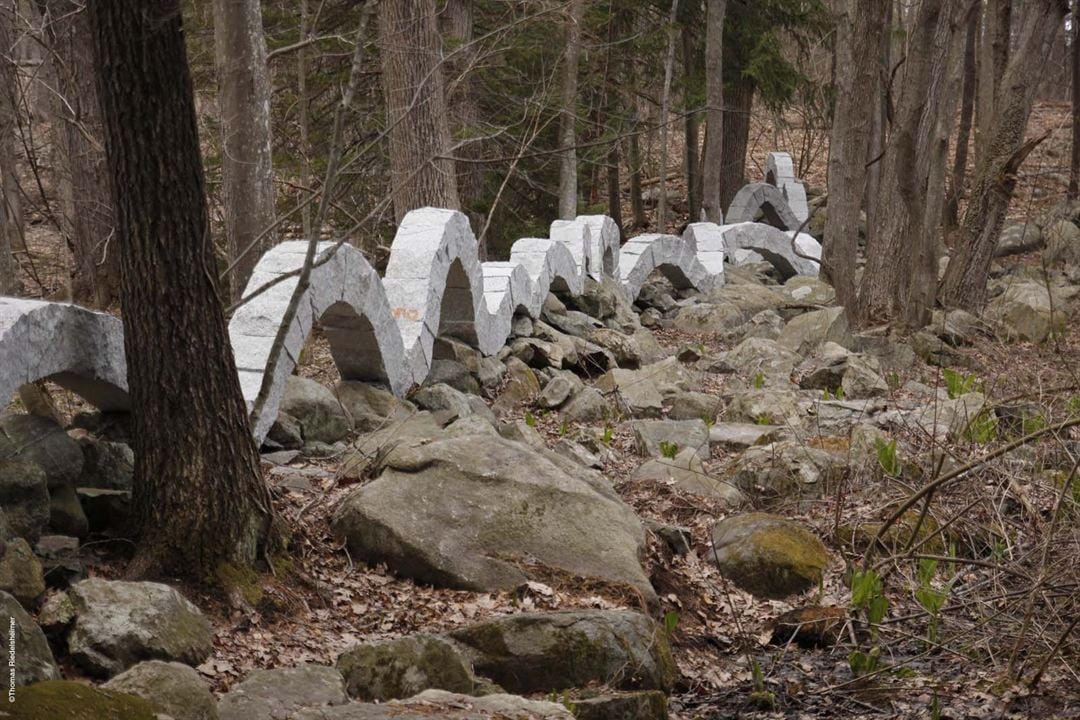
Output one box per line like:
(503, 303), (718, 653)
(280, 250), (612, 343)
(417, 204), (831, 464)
(1070, 0), (1079, 200)
(858, 0), (965, 325)
(681, 23), (701, 222)
(822, 0), (887, 314)
(718, 80), (752, 214)
(944, 5), (979, 231)
(39, 0), (119, 307)
(441, 0), (483, 211)
(213, 0), (276, 299)
(941, 0), (1069, 310)
(0, 1), (19, 295)
(864, 0), (892, 231)
(628, 115), (646, 229)
(298, 0), (312, 238)
(655, 0), (681, 231)
(976, 0), (1012, 162)
(557, 0), (585, 220)
(379, 0), (459, 222)
(700, 0), (727, 222)
(87, 0), (275, 578)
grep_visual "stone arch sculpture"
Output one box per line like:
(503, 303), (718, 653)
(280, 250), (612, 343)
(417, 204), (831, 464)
(0, 298), (129, 412)
(765, 152), (809, 223)
(0, 151), (819, 444)
(726, 183), (802, 231)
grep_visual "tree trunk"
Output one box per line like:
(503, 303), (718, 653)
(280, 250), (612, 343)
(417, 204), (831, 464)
(379, 0), (459, 223)
(718, 80), (752, 214)
(556, 0), (585, 220)
(213, 0), (276, 299)
(864, 0), (892, 231)
(822, 0), (887, 314)
(976, 0), (1012, 162)
(87, 0), (275, 578)
(655, 0), (681, 231)
(1070, 0), (1079, 200)
(681, 23), (701, 222)
(441, 0), (483, 211)
(858, 0), (966, 325)
(700, 0), (727, 222)
(298, 0), (312, 238)
(38, 0), (119, 307)
(944, 5), (979, 231)
(0, 1), (19, 295)
(628, 113), (646, 229)
(941, 0), (1069, 310)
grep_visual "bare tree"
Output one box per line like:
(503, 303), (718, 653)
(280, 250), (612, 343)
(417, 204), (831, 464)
(557, 0), (585, 220)
(0, 0), (19, 295)
(821, 0), (887, 313)
(700, 0), (726, 223)
(941, 0), (1070, 310)
(975, 0), (1012, 160)
(379, 0), (460, 222)
(88, 0), (276, 578)
(442, 0), (484, 212)
(656, 0), (681, 230)
(945, 4), (979, 230)
(213, 0), (277, 299)
(1070, 0), (1079, 200)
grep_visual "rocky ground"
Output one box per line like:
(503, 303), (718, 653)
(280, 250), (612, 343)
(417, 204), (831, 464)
(3, 198), (1080, 718)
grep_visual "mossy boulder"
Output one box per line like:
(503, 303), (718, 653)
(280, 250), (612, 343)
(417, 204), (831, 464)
(8, 680), (157, 720)
(446, 610), (678, 694)
(727, 441), (846, 506)
(217, 664), (348, 720)
(0, 590), (59, 687)
(336, 634), (479, 701)
(0, 458), (49, 542)
(103, 660), (218, 720)
(710, 513), (828, 599)
(570, 690), (668, 720)
(44, 578), (213, 678)
(282, 376), (353, 444)
(0, 414), (84, 490)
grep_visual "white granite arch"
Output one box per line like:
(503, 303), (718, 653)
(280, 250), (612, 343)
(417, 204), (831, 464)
(682, 223), (727, 284)
(765, 152), (809, 223)
(719, 223), (820, 279)
(576, 215), (621, 280)
(0, 298), (129, 411)
(229, 241), (411, 441)
(726, 182), (802, 231)
(618, 233), (721, 300)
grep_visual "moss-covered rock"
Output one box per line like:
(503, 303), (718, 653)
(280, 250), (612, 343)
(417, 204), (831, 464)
(8, 680), (157, 719)
(710, 513), (828, 599)
(51, 578), (213, 678)
(217, 664), (347, 720)
(0, 590), (59, 687)
(446, 610), (678, 694)
(570, 690), (668, 720)
(336, 634), (479, 701)
(103, 660), (218, 720)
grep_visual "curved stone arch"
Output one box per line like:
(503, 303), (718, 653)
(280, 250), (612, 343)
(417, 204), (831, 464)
(618, 234), (721, 301)
(719, 223), (820, 279)
(230, 241), (411, 442)
(576, 215), (620, 280)
(726, 183), (801, 231)
(0, 298), (129, 412)
(508, 237), (583, 304)
(548, 219), (591, 280)
(383, 208), (486, 380)
(682, 223), (727, 284)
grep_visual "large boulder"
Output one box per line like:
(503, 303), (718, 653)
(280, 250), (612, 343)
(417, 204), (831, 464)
(7, 680), (158, 719)
(0, 537), (45, 608)
(40, 578), (213, 678)
(0, 459), (49, 542)
(629, 419), (710, 460)
(722, 337), (801, 380)
(727, 440), (846, 505)
(631, 449), (744, 506)
(218, 665), (348, 720)
(985, 281), (1067, 343)
(335, 382), (415, 434)
(707, 284), (786, 316)
(292, 690), (572, 720)
(671, 302), (744, 334)
(1043, 219), (1080, 268)
(596, 368), (663, 419)
(446, 610), (678, 694)
(0, 413), (83, 490)
(77, 437), (134, 491)
(724, 389), (804, 427)
(336, 635), (479, 701)
(995, 222), (1043, 257)
(282, 376), (353, 444)
(777, 307), (851, 357)
(711, 513), (829, 599)
(331, 433), (654, 601)
(1, 590), (59, 687)
(103, 660), (218, 720)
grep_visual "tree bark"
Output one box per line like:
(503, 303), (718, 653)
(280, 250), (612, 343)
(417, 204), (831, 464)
(0, 1), (19, 295)
(213, 0), (277, 299)
(628, 112), (646, 229)
(976, 0), (1012, 162)
(87, 0), (275, 578)
(379, 0), (459, 222)
(557, 0), (585, 220)
(700, 0), (727, 222)
(864, 0), (892, 231)
(718, 79), (752, 214)
(681, 23), (701, 222)
(441, 0), (483, 211)
(944, 4), (979, 231)
(941, 0), (1069, 310)
(655, 0), (681, 231)
(298, 0), (312, 238)
(821, 0), (887, 314)
(1070, 0), (1080, 200)
(858, 0), (966, 324)
(38, 0), (119, 307)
